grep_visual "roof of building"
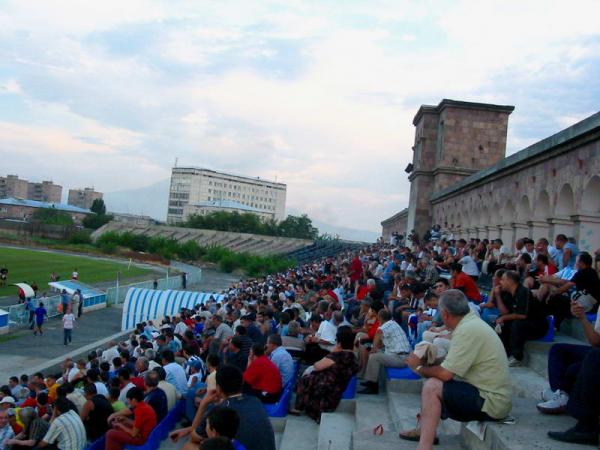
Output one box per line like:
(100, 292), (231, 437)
(413, 98), (515, 125)
(430, 109), (600, 202)
(188, 200), (267, 214)
(381, 208), (409, 225)
(0, 197), (91, 214)
(172, 166), (286, 187)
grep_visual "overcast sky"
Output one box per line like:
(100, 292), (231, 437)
(1, 1), (599, 232)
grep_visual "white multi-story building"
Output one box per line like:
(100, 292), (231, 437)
(167, 167), (287, 224)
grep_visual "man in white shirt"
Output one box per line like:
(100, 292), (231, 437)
(359, 309), (411, 395)
(459, 255), (480, 278)
(117, 369), (136, 403)
(102, 341), (120, 363)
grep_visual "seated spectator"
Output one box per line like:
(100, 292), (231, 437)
(224, 337), (248, 373)
(359, 310), (411, 395)
(108, 387), (127, 413)
(459, 248), (480, 281)
(266, 334), (295, 387)
(497, 270), (548, 367)
(40, 398), (86, 450)
(4, 407), (48, 449)
(153, 367), (176, 411)
(106, 387), (157, 450)
(205, 355), (220, 392)
(0, 409), (14, 450)
(524, 254), (557, 290)
(242, 344), (282, 403)
(162, 350), (188, 397)
(117, 369), (135, 403)
(58, 383), (86, 414)
(290, 326), (358, 421)
(204, 407), (246, 450)
(80, 383), (112, 441)
(86, 369), (109, 398)
(400, 290), (511, 446)
(170, 365), (276, 450)
(143, 371), (168, 423)
(280, 321), (305, 356)
(450, 263), (481, 303)
(555, 234), (579, 270)
(479, 269), (505, 325)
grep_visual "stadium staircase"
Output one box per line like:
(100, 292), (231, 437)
(286, 239), (365, 265)
(91, 223), (313, 256)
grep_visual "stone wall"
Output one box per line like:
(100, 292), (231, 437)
(430, 113), (600, 252)
(381, 208), (408, 240)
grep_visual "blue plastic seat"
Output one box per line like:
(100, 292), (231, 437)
(263, 385), (292, 417)
(386, 366), (420, 380)
(586, 313), (597, 323)
(86, 435), (105, 450)
(125, 399), (186, 450)
(124, 426), (161, 450)
(341, 375), (357, 399)
(537, 316), (555, 342)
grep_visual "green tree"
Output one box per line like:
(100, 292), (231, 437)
(82, 213), (113, 230)
(32, 208), (74, 226)
(90, 198), (107, 215)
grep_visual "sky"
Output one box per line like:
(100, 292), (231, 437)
(1, 1), (599, 232)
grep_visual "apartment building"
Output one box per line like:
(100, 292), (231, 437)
(68, 187), (103, 210)
(0, 175), (62, 203)
(167, 167), (287, 224)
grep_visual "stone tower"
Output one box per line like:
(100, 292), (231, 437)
(406, 99), (514, 236)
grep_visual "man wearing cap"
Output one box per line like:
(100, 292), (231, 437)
(0, 398), (15, 412)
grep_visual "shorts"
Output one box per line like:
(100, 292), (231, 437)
(441, 380), (495, 422)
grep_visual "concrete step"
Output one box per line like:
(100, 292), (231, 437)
(279, 416), (319, 450)
(460, 397), (580, 450)
(318, 411), (355, 450)
(386, 391), (461, 436)
(523, 333), (586, 377)
(509, 366), (547, 400)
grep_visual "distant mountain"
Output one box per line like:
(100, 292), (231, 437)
(104, 179), (170, 220)
(103, 180), (380, 242)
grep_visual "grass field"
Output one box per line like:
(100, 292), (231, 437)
(0, 246), (152, 298)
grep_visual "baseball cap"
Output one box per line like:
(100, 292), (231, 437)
(0, 396), (15, 405)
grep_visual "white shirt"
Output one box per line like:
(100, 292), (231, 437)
(459, 256), (480, 277)
(316, 320), (337, 345)
(67, 367), (80, 383)
(174, 322), (188, 336)
(158, 380), (176, 410)
(62, 314), (75, 330)
(102, 346), (120, 363)
(118, 382), (135, 403)
(94, 381), (108, 398)
(379, 320), (411, 355)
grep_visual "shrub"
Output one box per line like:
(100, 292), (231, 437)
(218, 253), (240, 273)
(69, 230), (92, 245)
(98, 240), (117, 254)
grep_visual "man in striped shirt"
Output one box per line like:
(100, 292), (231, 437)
(39, 398), (86, 450)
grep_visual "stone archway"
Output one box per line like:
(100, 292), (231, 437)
(582, 176), (600, 213)
(516, 195), (532, 222)
(535, 191), (551, 220)
(556, 183), (575, 216)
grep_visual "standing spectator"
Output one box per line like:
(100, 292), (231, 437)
(60, 290), (69, 315)
(555, 234), (579, 270)
(152, 278), (158, 290)
(33, 302), (47, 336)
(106, 387), (157, 450)
(0, 267), (7, 288)
(62, 307), (75, 346)
(30, 281), (38, 298)
(25, 297), (35, 330)
(71, 268), (79, 280)
(181, 272), (187, 290)
(40, 397), (87, 450)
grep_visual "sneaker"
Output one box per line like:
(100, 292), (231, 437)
(541, 387), (555, 402)
(507, 356), (521, 367)
(537, 390), (568, 414)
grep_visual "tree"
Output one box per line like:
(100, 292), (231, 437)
(82, 213), (113, 230)
(32, 208), (74, 226)
(90, 198), (107, 215)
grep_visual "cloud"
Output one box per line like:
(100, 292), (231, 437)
(0, 1), (599, 231)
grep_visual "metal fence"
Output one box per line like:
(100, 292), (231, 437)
(105, 266), (202, 305)
(8, 294), (63, 328)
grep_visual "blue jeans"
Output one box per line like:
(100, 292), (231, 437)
(185, 381), (205, 421)
(63, 328), (72, 345)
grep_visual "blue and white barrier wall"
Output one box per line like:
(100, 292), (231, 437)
(121, 288), (225, 331)
(0, 308), (9, 335)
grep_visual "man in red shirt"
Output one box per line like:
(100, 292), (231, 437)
(106, 387), (157, 450)
(243, 344), (282, 403)
(450, 263), (482, 303)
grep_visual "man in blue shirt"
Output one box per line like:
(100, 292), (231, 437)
(555, 234), (579, 270)
(266, 334), (294, 387)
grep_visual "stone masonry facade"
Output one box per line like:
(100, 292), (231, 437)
(382, 99), (600, 253)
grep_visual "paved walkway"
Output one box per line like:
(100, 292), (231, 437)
(0, 268), (237, 382)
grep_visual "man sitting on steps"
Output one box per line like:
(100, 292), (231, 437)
(399, 289), (512, 450)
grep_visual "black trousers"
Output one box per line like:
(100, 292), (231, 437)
(303, 343), (330, 365)
(500, 318), (548, 360)
(568, 347), (600, 430)
(546, 294), (571, 331)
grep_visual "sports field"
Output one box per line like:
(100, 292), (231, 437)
(0, 246), (152, 298)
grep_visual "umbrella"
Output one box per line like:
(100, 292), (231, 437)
(13, 283), (35, 298)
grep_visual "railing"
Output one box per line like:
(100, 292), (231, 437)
(106, 265), (202, 305)
(8, 294), (63, 328)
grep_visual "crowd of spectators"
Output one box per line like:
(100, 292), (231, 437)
(0, 231), (599, 450)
